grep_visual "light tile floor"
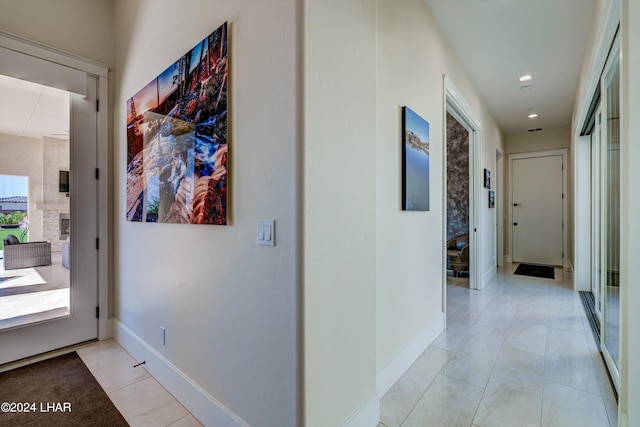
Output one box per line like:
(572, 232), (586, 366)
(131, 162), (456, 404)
(379, 263), (618, 427)
(0, 339), (202, 426)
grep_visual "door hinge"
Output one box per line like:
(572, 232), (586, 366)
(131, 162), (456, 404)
(96, 237), (100, 250)
(562, 223), (565, 229)
(95, 168), (100, 180)
(562, 193), (564, 199)
(562, 252), (565, 258)
(96, 306), (100, 318)
(96, 99), (100, 112)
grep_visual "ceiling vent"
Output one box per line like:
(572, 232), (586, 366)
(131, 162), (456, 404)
(528, 128), (543, 132)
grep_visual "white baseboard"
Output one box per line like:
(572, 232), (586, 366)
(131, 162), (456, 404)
(111, 319), (249, 427)
(621, 411), (629, 427)
(341, 390), (379, 427)
(565, 260), (574, 286)
(565, 259), (574, 273)
(376, 313), (445, 398)
(482, 265), (497, 288)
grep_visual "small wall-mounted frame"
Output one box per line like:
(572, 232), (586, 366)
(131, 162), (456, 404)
(484, 168), (491, 189)
(59, 170), (69, 193)
(489, 190), (495, 209)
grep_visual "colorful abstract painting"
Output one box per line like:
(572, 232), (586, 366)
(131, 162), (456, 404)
(126, 22), (228, 224)
(402, 106), (430, 211)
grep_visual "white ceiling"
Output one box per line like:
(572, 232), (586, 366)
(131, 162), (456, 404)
(0, 74), (69, 139)
(424, 0), (599, 134)
(0, 1), (597, 138)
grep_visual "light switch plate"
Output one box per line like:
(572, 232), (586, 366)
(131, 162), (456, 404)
(257, 220), (276, 247)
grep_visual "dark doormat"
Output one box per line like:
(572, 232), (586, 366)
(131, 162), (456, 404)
(0, 351), (128, 426)
(514, 263), (555, 279)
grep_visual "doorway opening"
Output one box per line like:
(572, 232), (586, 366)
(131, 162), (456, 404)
(508, 150), (567, 268)
(496, 148), (504, 267)
(443, 76), (481, 300)
(0, 32), (108, 365)
(445, 112), (470, 288)
(0, 176), (29, 242)
(0, 75), (71, 331)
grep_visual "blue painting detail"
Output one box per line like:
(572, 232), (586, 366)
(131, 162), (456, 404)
(402, 106), (430, 211)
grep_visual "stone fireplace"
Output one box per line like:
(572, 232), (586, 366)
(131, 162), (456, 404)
(59, 213), (70, 240)
(37, 204), (69, 252)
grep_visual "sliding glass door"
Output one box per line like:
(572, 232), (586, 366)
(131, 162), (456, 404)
(591, 108), (602, 322)
(601, 44), (620, 385)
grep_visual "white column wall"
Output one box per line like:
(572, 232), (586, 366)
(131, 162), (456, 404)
(303, 0), (378, 425)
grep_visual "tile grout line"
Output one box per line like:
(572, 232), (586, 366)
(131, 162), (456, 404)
(397, 363), (447, 427)
(466, 335), (506, 425)
(455, 286), (503, 427)
(105, 371), (153, 395)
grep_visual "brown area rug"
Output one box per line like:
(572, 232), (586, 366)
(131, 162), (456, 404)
(0, 352), (128, 426)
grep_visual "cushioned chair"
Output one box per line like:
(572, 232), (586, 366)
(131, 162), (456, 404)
(446, 234), (469, 277)
(2, 234), (52, 270)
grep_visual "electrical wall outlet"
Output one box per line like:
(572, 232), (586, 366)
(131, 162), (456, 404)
(160, 326), (166, 345)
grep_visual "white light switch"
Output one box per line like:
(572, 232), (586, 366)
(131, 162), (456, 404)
(257, 220), (276, 247)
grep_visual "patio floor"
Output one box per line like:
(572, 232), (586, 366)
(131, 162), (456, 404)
(0, 251), (70, 330)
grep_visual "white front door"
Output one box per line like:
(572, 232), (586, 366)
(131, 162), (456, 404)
(0, 75), (98, 365)
(512, 154), (564, 266)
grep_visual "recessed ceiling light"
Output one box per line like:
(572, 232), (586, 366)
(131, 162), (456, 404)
(519, 74), (533, 82)
(527, 108), (538, 119)
(520, 84), (534, 91)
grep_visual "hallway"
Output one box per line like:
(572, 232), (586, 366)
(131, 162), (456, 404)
(379, 265), (617, 427)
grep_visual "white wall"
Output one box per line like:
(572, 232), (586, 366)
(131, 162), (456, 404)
(42, 137), (70, 205)
(0, 0), (114, 67)
(375, 0), (504, 393)
(620, 1), (640, 425)
(303, 0), (378, 425)
(113, 1), (298, 426)
(506, 127), (570, 154)
(303, 1), (506, 422)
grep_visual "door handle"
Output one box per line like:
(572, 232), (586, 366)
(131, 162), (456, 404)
(513, 203), (522, 207)
(513, 222), (518, 226)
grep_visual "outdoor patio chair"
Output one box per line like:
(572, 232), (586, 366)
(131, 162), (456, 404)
(2, 234), (52, 270)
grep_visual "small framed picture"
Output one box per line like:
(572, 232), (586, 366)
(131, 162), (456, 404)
(402, 106), (430, 212)
(484, 168), (491, 189)
(489, 190), (495, 208)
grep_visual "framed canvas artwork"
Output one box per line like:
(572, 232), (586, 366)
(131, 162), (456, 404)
(402, 106), (430, 211)
(484, 168), (491, 189)
(489, 190), (495, 208)
(126, 22), (228, 225)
